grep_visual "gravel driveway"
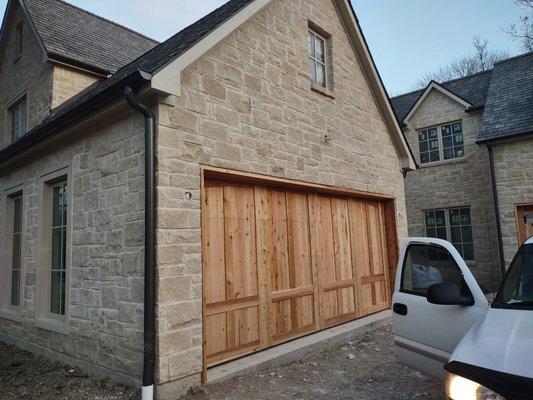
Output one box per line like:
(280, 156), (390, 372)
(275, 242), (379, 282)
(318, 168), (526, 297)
(0, 324), (444, 399)
(184, 324), (444, 400)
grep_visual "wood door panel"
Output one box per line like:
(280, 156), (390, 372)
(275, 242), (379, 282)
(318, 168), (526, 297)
(202, 178), (395, 367)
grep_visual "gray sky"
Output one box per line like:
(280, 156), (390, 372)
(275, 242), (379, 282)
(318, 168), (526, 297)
(0, 0), (526, 94)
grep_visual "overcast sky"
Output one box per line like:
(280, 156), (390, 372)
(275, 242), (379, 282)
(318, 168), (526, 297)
(0, 0), (526, 94)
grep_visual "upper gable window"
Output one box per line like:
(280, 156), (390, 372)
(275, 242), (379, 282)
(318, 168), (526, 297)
(308, 30), (327, 88)
(16, 21), (23, 56)
(10, 97), (27, 142)
(418, 121), (464, 164)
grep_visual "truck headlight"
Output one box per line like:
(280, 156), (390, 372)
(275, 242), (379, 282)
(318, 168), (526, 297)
(445, 373), (505, 400)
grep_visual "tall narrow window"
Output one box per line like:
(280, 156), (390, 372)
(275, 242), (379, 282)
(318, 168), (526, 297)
(10, 196), (23, 307)
(10, 97), (27, 142)
(16, 21), (23, 56)
(50, 182), (67, 315)
(309, 30), (327, 87)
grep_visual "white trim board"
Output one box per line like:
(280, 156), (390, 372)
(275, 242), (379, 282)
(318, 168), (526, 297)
(150, 0), (272, 96)
(403, 81), (472, 123)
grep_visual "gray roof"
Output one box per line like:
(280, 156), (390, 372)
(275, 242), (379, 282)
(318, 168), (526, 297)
(23, 0), (159, 74)
(390, 70), (492, 122)
(478, 53), (533, 142)
(0, 0), (255, 162)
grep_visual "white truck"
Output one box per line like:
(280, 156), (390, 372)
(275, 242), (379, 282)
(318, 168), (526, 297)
(392, 236), (533, 400)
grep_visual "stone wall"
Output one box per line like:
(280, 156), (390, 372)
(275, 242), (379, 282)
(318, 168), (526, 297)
(153, 0), (408, 397)
(0, 3), (53, 149)
(403, 89), (501, 290)
(0, 108), (146, 384)
(492, 136), (533, 265)
(51, 65), (101, 109)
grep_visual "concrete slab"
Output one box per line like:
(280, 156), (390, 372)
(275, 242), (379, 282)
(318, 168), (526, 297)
(207, 309), (391, 383)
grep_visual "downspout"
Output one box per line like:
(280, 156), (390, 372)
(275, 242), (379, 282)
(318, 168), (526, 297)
(124, 86), (156, 400)
(486, 141), (506, 277)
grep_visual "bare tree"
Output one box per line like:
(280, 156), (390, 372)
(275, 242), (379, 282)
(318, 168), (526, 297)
(414, 37), (509, 89)
(504, 0), (533, 52)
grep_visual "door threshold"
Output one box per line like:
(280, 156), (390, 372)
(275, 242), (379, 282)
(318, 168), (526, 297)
(207, 310), (391, 383)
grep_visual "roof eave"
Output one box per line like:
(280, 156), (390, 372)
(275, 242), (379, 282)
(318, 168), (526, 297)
(476, 130), (533, 145)
(0, 69), (152, 166)
(338, 0), (416, 170)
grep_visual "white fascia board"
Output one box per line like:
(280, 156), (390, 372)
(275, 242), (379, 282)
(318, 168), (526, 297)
(404, 82), (472, 123)
(333, 0), (416, 170)
(150, 0), (272, 96)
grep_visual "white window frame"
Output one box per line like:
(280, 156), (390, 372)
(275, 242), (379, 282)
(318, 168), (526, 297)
(424, 207), (475, 261)
(417, 120), (465, 165)
(36, 167), (71, 335)
(308, 29), (328, 88)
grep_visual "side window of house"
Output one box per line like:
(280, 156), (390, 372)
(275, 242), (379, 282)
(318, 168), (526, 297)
(9, 194), (23, 308)
(10, 97), (27, 142)
(425, 207), (475, 261)
(308, 30), (327, 87)
(17, 21), (23, 56)
(418, 122), (464, 164)
(401, 244), (465, 296)
(50, 182), (68, 316)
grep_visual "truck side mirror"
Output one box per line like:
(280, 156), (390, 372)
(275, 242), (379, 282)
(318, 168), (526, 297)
(427, 282), (474, 306)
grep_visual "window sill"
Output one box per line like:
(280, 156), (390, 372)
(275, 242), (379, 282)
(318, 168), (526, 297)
(0, 309), (22, 323)
(35, 317), (69, 335)
(418, 157), (467, 169)
(311, 83), (335, 99)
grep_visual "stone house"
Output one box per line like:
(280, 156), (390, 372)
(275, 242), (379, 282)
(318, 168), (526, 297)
(391, 52), (533, 290)
(0, 0), (415, 399)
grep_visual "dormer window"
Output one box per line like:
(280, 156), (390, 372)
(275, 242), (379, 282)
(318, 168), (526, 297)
(10, 97), (27, 142)
(418, 121), (464, 164)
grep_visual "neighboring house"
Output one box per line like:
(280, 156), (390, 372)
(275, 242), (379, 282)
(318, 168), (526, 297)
(0, 0), (414, 399)
(391, 52), (533, 291)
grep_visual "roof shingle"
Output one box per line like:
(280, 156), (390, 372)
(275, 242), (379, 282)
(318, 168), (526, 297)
(23, 0), (159, 74)
(390, 70), (492, 122)
(477, 53), (533, 142)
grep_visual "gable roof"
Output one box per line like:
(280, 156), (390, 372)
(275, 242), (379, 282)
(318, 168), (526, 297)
(16, 0), (159, 75)
(477, 52), (533, 143)
(0, 0), (415, 170)
(391, 70), (492, 122)
(401, 81), (473, 123)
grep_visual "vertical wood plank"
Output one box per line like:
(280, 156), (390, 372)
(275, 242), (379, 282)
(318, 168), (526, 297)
(331, 198), (355, 316)
(202, 185), (227, 359)
(307, 193), (323, 330)
(317, 196), (338, 321)
(254, 186), (271, 348)
(348, 200), (370, 317)
(286, 192), (314, 329)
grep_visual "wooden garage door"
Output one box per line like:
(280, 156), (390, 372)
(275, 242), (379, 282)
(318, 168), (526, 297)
(202, 178), (395, 367)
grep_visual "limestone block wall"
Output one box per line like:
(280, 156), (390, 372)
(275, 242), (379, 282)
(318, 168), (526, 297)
(0, 4), (53, 150)
(153, 0), (408, 397)
(403, 89), (501, 290)
(492, 136), (533, 265)
(51, 65), (101, 109)
(0, 110), (146, 384)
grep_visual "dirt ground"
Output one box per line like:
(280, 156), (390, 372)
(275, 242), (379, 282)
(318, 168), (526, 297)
(0, 325), (444, 400)
(0, 341), (139, 400)
(182, 325), (444, 400)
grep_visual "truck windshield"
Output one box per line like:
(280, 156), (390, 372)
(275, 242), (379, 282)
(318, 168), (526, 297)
(493, 243), (533, 310)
